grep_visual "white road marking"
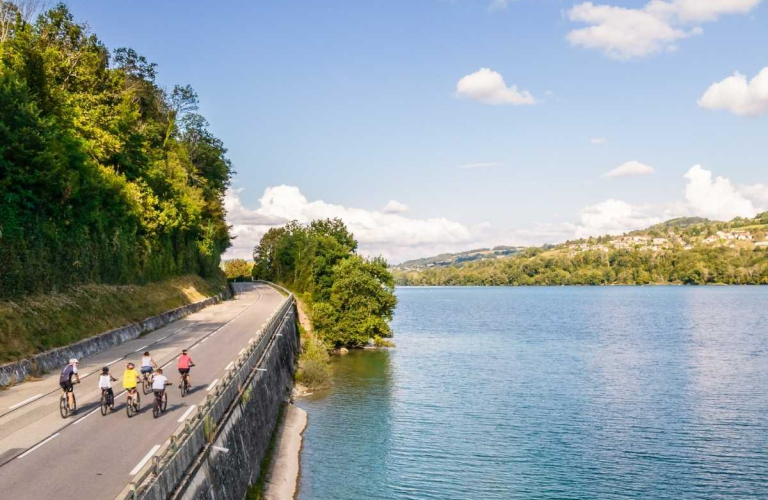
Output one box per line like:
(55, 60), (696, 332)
(134, 345), (148, 353)
(191, 344), (200, 350)
(206, 379), (219, 391)
(9, 394), (44, 410)
(177, 405), (197, 422)
(18, 433), (60, 459)
(257, 368), (267, 372)
(130, 444), (161, 475)
(74, 408), (99, 425)
(107, 358), (123, 366)
(201, 338), (208, 343)
(225, 362), (234, 371)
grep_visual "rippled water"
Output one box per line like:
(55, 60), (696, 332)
(297, 287), (768, 499)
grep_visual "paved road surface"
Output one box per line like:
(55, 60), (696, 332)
(0, 283), (285, 500)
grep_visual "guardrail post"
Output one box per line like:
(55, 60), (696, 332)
(153, 455), (160, 475)
(130, 482), (138, 500)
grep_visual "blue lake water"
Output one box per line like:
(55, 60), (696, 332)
(297, 287), (768, 499)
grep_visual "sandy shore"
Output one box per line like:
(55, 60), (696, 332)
(264, 403), (308, 500)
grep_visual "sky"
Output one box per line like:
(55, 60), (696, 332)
(64, 0), (768, 263)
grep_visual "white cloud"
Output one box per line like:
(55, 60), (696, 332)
(382, 200), (410, 214)
(566, 0), (759, 59)
(223, 167), (767, 264)
(698, 67), (768, 116)
(456, 68), (536, 106)
(591, 137), (608, 145)
(574, 199), (662, 238)
(223, 186), (489, 263)
(672, 0), (761, 22)
(683, 165), (762, 219)
(602, 160), (656, 178)
(458, 162), (503, 169)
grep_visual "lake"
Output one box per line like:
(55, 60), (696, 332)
(297, 286), (768, 499)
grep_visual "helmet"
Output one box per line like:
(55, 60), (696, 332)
(69, 358), (78, 364)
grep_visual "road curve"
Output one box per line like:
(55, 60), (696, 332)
(0, 283), (286, 500)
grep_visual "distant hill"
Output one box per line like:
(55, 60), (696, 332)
(393, 246), (526, 271)
(394, 213), (768, 286)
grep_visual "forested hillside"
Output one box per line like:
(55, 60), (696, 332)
(0, 3), (232, 298)
(396, 215), (768, 286)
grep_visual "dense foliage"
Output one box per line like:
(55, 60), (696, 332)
(252, 219), (397, 347)
(396, 246), (768, 286)
(0, 3), (232, 298)
(223, 259), (253, 281)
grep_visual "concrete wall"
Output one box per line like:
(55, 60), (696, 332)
(0, 287), (232, 387)
(124, 296), (300, 500)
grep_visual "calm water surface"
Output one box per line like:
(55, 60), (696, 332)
(297, 287), (768, 499)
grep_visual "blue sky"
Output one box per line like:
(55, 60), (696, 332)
(65, 0), (768, 262)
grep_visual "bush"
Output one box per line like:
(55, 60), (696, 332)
(295, 335), (331, 389)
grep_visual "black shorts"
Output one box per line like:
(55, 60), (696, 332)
(178, 368), (190, 375)
(60, 381), (73, 392)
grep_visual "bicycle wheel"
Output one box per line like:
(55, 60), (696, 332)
(152, 402), (159, 419)
(126, 397), (135, 418)
(59, 396), (69, 419)
(101, 394), (109, 416)
(142, 377), (150, 395)
(181, 380), (187, 398)
(161, 392), (168, 413)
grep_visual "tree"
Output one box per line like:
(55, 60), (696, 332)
(224, 259), (252, 281)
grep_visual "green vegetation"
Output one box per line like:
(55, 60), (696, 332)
(252, 219), (397, 348)
(224, 259), (254, 281)
(396, 214), (768, 286)
(0, 3), (232, 299)
(0, 274), (226, 363)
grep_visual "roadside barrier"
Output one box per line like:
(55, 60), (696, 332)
(113, 285), (295, 500)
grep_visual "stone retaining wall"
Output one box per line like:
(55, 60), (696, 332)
(0, 286), (233, 387)
(128, 298), (300, 500)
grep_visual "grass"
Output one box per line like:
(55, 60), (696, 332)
(0, 273), (227, 363)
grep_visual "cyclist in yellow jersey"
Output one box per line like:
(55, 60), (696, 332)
(122, 362), (141, 403)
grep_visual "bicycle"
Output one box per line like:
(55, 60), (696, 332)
(180, 364), (195, 398)
(152, 389), (169, 418)
(100, 388), (115, 416)
(141, 371), (153, 395)
(125, 390), (141, 418)
(59, 381), (79, 418)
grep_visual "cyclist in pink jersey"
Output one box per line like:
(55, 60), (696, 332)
(177, 349), (195, 388)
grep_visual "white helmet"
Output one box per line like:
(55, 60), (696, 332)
(69, 358), (78, 364)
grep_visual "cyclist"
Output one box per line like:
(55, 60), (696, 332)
(151, 368), (172, 407)
(140, 351), (158, 383)
(177, 349), (195, 389)
(98, 366), (118, 400)
(59, 358), (80, 409)
(122, 362), (141, 405)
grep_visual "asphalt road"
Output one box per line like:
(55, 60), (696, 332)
(0, 282), (285, 500)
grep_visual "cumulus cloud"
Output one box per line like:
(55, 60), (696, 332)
(223, 186), (489, 263)
(458, 162), (503, 169)
(382, 200), (409, 214)
(223, 167), (767, 264)
(456, 68), (536, 106)
(698, 67), (768, 116)
(602, 160), (656, 178)
(566, 0), (759, 59)
(591, 137), (608, 145)
(683, 165), (762, 219)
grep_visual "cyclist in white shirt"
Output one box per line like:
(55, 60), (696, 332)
(140, 351), (158, 381)
(98, 366), (117, 399)
(152, 368), (172, 403)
